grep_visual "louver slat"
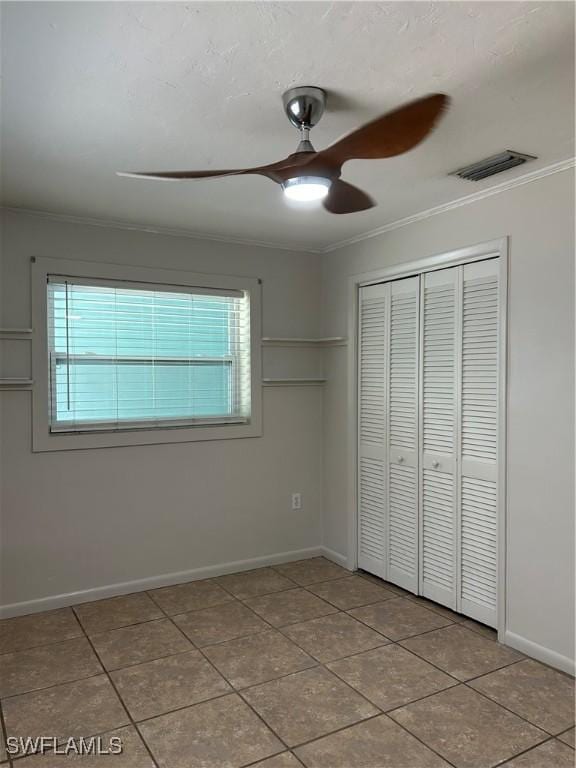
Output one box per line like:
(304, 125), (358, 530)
(389, 290), (418, 450)
(462, 275), (498, 462)
(360, 295), (386, 447)
(389, 464), (418, 574)
(422, 282), (456, 456)
(461, 478), (497, 608)
(359, 457), (386, 562)
(422, 469), (455, 592)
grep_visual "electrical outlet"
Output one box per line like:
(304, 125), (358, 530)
(291, 493), (302, 511)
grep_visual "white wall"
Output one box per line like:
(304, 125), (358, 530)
(0, 209), (324, 612)
(320, 169), (575, 672)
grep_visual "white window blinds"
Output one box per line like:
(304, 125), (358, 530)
(47, 277), (251, 433)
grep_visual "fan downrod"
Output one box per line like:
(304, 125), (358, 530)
(282, 86), (326, 153)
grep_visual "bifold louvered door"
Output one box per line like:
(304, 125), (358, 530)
(358, 258), (501, 628)
(420, 268), (458, 609)
(459, 260), (500, 627)
(358, 278), (420, 589)
(358, 284), (388, 578)
(387, 278), (420, 592)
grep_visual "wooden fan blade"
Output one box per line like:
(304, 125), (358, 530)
(323, 179), (375, 214)
(117, 169), (251, 180)
(116, 152), (318, 182)
(319, 94), (450, 167)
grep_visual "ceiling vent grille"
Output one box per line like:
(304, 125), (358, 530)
(451, 150), (537, 182)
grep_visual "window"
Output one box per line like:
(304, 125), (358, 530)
(32, 258), (261, 451)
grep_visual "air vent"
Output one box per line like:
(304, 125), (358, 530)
(451, 150), (537, 182)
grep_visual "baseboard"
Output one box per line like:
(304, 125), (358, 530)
(502, 630), (575, 676)
(0, 546), (324, 619)
(320, 546), (350, 569)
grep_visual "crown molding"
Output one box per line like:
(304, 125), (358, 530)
(0, 205), (322, 255)
(3, 156), (573, 257)
(321, 157), (576, 254)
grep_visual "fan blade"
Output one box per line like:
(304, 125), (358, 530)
(117, 168), (253, 180)
(320, 94), (449, 166)
(116, 152), (317, 182)
(323, 179), (375, 214)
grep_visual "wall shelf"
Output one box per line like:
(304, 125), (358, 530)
(261, 337), (347, 348)
(0, 328), (33, 340)
(262, 379), (326, 387)
(0, 378), (34, 390)
(262, 378), (326, 387)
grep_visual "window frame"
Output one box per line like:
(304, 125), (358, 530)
(32, 257), (262, 452)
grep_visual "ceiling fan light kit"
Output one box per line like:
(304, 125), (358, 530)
(283, 177), (332, 202)
(118, 89), (450, 215)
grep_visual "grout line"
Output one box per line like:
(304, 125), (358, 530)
(84, 614), (180, 639)
(77, 616), (164, 637)
(217, 584), (299, 600)
(0, 609), (85, 658)
(175, 625), (276, 651)
(202, 649), (321, 697)
(461, 678), (558, 738)
(486, 734), (562, 763)
(145, 593), (235, 617)
(0, 669), (108, 703)
(342, 600), (458, 643)
(514, 653), (575, 681)
(242, 750), (300, 768)
(0, 632), (84, 658)
(396, 636), (525, 688)
(234, 591), (340, 629)
(104, 646), (198, 674)
(459, 658), (526, 685)
(404, 596), (468, 623)
(355, 572), (499, 638)
(557, 731), (576, 751)
(130, 690), (240, 726)
(0, 699), (9, 765)
(215, 570), (302, 599)
(282, 712), (384, 754)
(382, 711), (464, 768)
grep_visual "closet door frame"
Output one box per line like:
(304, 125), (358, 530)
(348, 238), (508, 638)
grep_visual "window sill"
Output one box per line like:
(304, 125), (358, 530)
(33, 419), (261, 452)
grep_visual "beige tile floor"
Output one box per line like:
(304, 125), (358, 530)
(0, 557), (574, 768)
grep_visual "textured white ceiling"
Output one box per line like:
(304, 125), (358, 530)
(1, 1), (574, 251)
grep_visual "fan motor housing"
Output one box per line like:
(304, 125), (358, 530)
(282, 86), (326, 129)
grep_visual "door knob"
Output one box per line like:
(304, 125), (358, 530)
(432, 460), (440, 469)
(397, 456), (404, 463)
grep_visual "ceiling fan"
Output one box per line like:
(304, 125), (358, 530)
(117, 88), (449, 215)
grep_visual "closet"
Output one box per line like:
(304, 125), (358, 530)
(358, 257), (501, 628)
